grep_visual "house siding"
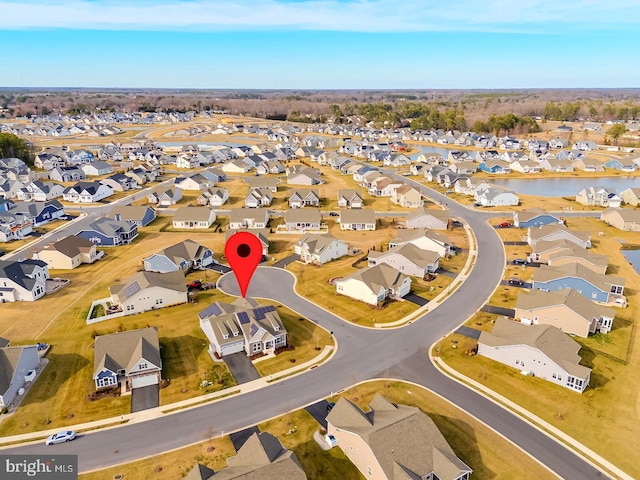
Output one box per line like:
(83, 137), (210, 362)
(0, 346), (40, 408)
(532, 278), (610, 303)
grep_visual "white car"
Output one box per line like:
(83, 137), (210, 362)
(46, 430), (76, 445)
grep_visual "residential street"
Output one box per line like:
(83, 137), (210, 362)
(0, 184), (609, 479)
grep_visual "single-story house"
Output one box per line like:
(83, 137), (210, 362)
(337, 189), (364, 209)
(172, 207), (216, 229)
(604, 158), (637, 172)
(326, 394), (472, 480)
(475, 187), (519, 207)
(288, 189), (320, 208)
(148, 188), (182, 207)
(81, 161), (113, 177)
(143, 239), (214, 273)
(531, 263), (624, 303)
(108, 270), (188, 315)
(93, 327), (162, 395)
(294, 233), (348, 265)
(389, 228), (456, 257)
(245, 176), (280, 192)
(516, 288), (615, 337)
(405, 207), (448, 230)
(336, 263), (411, 306)
(198, 298), (287, 358)
(536, 241), (609, 275)
(478, 318), (591, 393)
(109, 206), (156, 227)
(600, 208), (640, 232)
(228, 208), (269, 230)
(34, 235), (101, 270)
(245, 188), (274, 208)
(339, 208), (376, 231)
(225, 229), (269, 256)
(175, 173), (214, 191)
(0, 345), (41, 408)
(619, 187), (640, 206)
(368, 243), (440, 277)
(186, 432), (306, 480)
(284, 208), (322, 232)
(528, 224), (591, 249)
(513, 209), (563, 229)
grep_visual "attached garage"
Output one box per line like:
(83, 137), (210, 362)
(219, 341), (245, 356)
(131, 373), (159, 389)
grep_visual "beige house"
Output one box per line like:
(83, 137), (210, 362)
(527, 224), (591, 249)
(368, 243), (440, 277)
(226, 229), (269, 256)
(600, 208), (640, 232)
(620, 187), (640, 206)
(186, 432), (307, 480)
(108, 270), (188, 315)
(283, 208), (322, 232)
(546, 245), (609, 275)
(34, 235), (101, 270)
(515, 288), (615, 337)
(575, 186), (621, 207)
(478, 318), (591, 393)
(294, 233), (348, 264)
(339, 208), (376, 231)
(228, 208), (269, 230)
(405, 207), (448, 230)
(245, 176), (280, 192)
(336, 263), (411, 305)
(389, 228), (456, 257)
(172, 206), (216, 229)
(390, 184), (423, 207)
(198, 298), (287, 358)
(93, 327), (162, 395)
(326, 394), (472, 480)
(337, 189), (364, 209)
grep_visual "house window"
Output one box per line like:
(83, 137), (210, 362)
(139, 363), (148, 370)
(252, 342), (262, 352)
(591, 292), (597, 299)
(97, 376), (116, 388)
(155, 298), (163, 305)
(367, 467), (372, 477)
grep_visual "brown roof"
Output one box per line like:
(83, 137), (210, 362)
(327, 394), (471, 480)
(41, 235), (94, 258)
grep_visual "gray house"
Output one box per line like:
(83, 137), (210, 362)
(0, 345), (41, 409)
(143, 239), (214, 273)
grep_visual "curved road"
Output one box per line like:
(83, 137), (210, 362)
(3, 182), (609, 478)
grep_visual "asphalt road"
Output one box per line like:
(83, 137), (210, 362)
(2, 174), (610, 478)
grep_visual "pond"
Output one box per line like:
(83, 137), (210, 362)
(621, 249), (640, 276)
(489, 177), (640, 197)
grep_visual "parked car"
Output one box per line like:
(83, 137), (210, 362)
(326, 401), (336, 413)
(328, 212), (339, 217)
(508, 277), (524, 286)
(187, 280), (203, 290)
(513, 258), (528, 265)
(497, 222), (512, 228)
(46, 430), (76, 445)
(445, 189), (454, 194)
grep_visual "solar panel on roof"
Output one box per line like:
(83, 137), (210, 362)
(250, 324), (259, 337)
(237, 312), (250, 324)
(121, 281), (140, 299)
(204, 303), (222, 317)
(253, 305), (275, 320)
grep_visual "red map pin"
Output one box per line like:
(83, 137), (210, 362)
(225, 231), (263, 298)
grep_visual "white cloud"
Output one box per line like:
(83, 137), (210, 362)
(0, 0), (638, 32)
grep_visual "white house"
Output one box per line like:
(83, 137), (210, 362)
(335, 263), (411, 306)
(108, 270), (188, 315)
(367, 243), (440, 277)
(294, 233), (349, 264)
(172, 207), (216, 229)
(0, 259), (49, 302)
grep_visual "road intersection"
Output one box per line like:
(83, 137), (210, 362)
(1, 178), (612, 479)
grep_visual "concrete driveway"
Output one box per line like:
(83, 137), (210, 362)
(131, 385), (159, 413)
(223, 352), (261, 384)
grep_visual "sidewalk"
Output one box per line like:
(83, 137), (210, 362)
(0, 345), (335, 447)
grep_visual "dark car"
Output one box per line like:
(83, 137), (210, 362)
(513, 258), (528, 265)
(327, 402), (336, 413)
(329, 212), (339, 217)
(508, 277), (524, 286)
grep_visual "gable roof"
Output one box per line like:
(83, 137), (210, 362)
(0, 347), (30, 395)
(93, 327), (162, 378)
(339, 208), (376, 224)
(516, 288), (615, 321)
(109, 270), (186, 303)
(151, 240), (211, 265)
(533, 263), (624, 290)
(343, 263), (408, 292)
(406, 207), (448, 223)
(368, 243), (440, 266)
(0, 259), (48, 291)
(173, 206), (214, 223)
(529, 224), (591, 243)
(327, 394), (471, 480)
(479, 318), (591, 378)
(40, 235), (94, 258)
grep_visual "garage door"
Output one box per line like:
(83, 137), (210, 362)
(220, 341), (244, 356)
(132, 373), (158, 389)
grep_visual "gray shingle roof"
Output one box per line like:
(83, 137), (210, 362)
(93, 327), (162, 378)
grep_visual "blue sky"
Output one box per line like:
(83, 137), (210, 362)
(0, 0), (639, 88)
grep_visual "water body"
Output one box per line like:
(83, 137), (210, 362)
(489, 177), (640, 197)
(410, 144), (471, 159)
(621, 249), (640, 276)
